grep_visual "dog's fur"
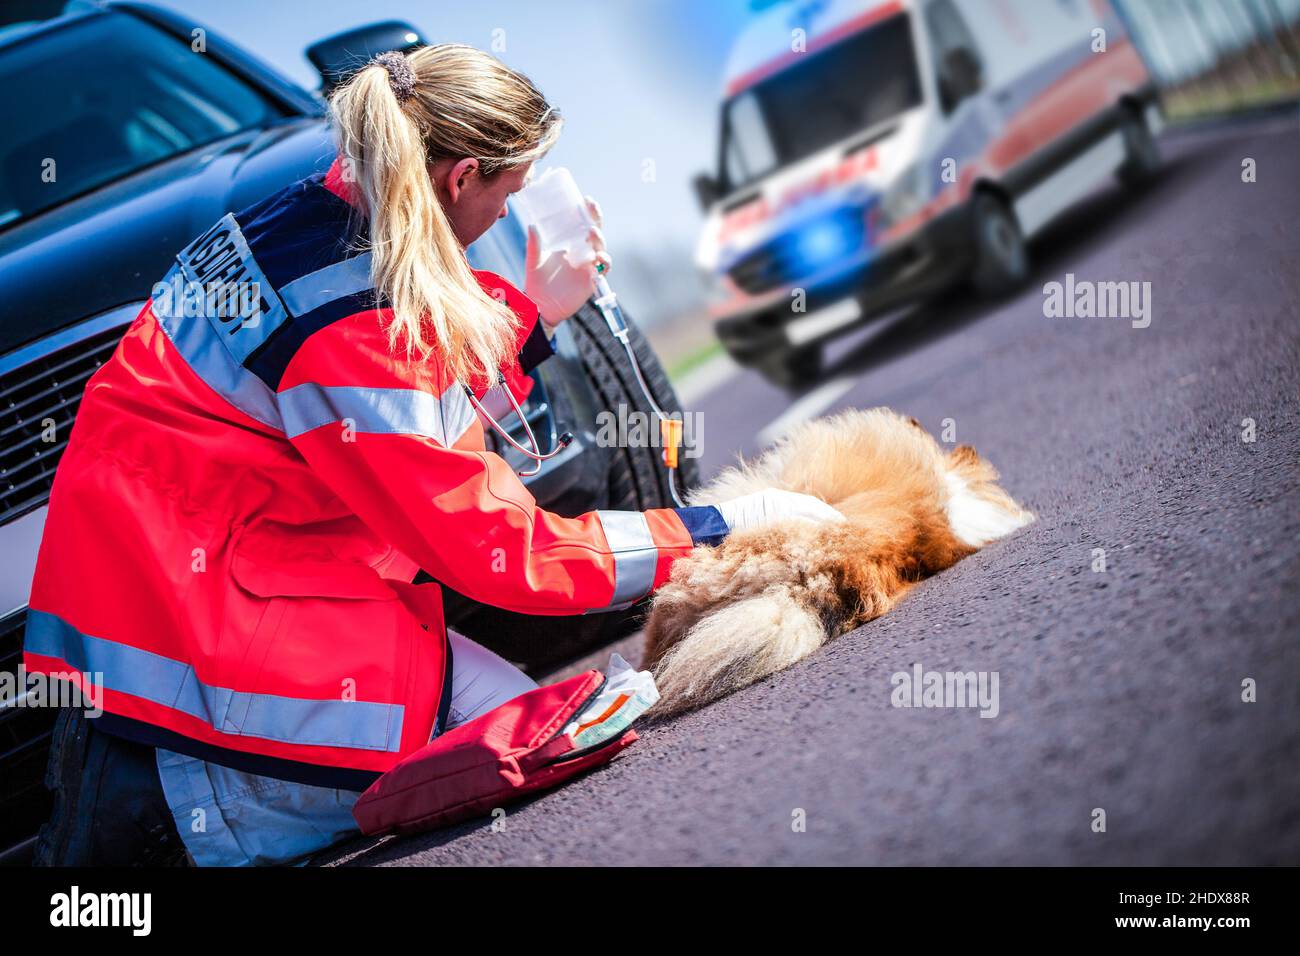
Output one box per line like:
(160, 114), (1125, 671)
(642, 408), (1033, 717)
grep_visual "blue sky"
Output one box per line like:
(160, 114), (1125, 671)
(160, 0), (760, 253)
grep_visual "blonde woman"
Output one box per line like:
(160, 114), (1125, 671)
(28, 44), (840, 865)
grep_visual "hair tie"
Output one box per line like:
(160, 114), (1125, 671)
(374, 51), (417, 104)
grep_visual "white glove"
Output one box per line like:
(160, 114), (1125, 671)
(524, 196), (612, 330)
(715, 489), (844, 534)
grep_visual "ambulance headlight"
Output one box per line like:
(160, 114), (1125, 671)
(878, 164), (930, 232)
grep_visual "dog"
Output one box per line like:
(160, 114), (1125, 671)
(642, 408), (1033, 717)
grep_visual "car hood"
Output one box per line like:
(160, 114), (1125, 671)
(0, 118), (334, 358)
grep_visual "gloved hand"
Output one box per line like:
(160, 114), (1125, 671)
(715, 489), (844, 534)
(524, 196), (612, 333)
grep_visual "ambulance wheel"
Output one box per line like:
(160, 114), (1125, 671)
(1117, 106), (1160, 189)
(969, 190), (1028, 297)
(756, 343), (822, 390)
(442, 300), (699, 676)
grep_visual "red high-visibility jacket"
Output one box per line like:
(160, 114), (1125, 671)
(24, 160), (727, 789)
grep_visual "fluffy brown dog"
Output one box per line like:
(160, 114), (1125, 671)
(642, 408), (1033, 717)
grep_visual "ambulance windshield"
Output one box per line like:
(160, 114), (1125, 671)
(719, 12), (922, 195)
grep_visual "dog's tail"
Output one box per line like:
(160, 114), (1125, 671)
(648, 586), (826, 719)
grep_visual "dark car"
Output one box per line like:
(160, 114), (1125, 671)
(0, 0), (693, 863)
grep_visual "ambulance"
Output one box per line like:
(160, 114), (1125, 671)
(693, 0), (1162, 386)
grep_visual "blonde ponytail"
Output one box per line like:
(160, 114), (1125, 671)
(329, 44), (562, 385)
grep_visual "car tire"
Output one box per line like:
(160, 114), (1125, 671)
(1117, 105), (1161, 189)
(969, 190), (1029, 298)
(442, 301), (699, 675)
(756, 343), (822, 390)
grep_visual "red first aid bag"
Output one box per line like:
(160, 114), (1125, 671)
(352, 668), (637, 835)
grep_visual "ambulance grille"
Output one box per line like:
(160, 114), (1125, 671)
(0, 324), (125, 526)
(0, 610), (52, 864)
(727, 244), (791, 296)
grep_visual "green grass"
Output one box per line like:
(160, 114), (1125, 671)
(1163, 79), (1300, 121)
(665, 338), (724, 382)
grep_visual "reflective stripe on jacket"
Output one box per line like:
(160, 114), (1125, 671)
(24, 159), (727, 788)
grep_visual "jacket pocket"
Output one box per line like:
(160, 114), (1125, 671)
(222, 549), (406, 749)
(228, 550), (400, 602)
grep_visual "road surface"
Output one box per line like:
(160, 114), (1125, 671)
(326, 113), (1300, 866)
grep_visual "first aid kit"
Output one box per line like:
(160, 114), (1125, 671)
(352, 657), (659, 836)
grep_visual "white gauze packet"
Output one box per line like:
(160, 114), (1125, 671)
(563, 652), (660, 750)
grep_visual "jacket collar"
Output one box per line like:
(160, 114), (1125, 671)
(323, 156), (363, 210)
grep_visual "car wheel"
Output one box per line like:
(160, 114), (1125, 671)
(969, 190), (1029, 297)
(442, 300), (699, 675)
(1117, 105), (1161, 189)
(756, 343), (822, 390)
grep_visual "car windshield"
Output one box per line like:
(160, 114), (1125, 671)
(0, 8), (284, 229)
(719, 12), (922, 194)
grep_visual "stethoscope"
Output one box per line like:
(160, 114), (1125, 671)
(462, 372), (573, 478)
(462, 265), (688, 505)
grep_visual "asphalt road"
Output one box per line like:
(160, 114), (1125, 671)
(327, 113), (1300, 866)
